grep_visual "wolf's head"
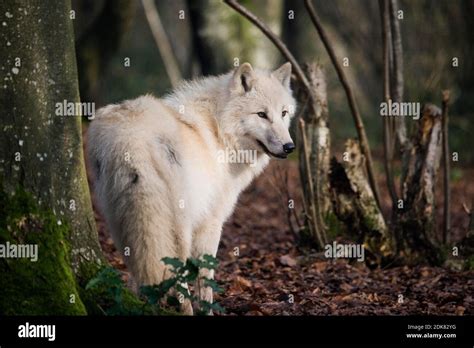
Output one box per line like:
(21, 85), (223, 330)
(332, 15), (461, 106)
(222, 62), (296, 159)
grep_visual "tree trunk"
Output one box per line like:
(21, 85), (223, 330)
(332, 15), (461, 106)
(329, 140), (395, 266)
(306, 64), (332, 218)
(0, 0), (103, 314)
(396, 104), (445, 265)
(297, 63), (331, 247)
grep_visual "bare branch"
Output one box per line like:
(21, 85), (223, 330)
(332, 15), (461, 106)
(389, 0), (404, 103)
(442, 90), (451, 244)
(142, 0), (182, 88)
(223, 0), (312, 94)
(380, 0), (392, 103)
(304, 0), (382, 210)
(380, 0), (398, 209)
(389, 0), (408, 148)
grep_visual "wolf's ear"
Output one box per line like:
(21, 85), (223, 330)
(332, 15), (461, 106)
(272, 62), (292, 90)
(232, 63), (255, 94)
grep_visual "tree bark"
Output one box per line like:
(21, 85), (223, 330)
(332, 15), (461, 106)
(306, 64), (332, 217)
(397, 104), (444, 265)
(297, 63), (331, 247)
(329, 140), (395, 266)
(0, 0), (103, 314)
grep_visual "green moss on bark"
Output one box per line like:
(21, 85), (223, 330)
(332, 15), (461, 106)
(0, 186), (86, 315)
(0, 185), (176, 315)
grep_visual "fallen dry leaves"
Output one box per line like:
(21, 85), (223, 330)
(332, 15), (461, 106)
(84, 124), (474, 316)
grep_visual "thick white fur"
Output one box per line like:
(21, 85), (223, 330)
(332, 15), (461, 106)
(86, 62), (296, 314)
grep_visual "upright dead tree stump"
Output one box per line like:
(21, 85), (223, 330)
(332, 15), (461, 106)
(297, 64), (393, 261)
(396, 104), (445, 264)
(329, 140), (395, 265)
(297, 63), (331, 248)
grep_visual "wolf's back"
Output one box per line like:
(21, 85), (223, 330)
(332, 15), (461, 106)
(86, 99), (179, 286)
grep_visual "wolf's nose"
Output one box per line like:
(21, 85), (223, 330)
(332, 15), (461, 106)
(283, 142), (295, 154)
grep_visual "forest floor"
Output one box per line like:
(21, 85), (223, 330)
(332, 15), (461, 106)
(88, 150), (474, 315)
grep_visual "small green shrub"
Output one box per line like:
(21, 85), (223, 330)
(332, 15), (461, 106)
(140, 255), (225, 315)
(86, 254), (224, 315)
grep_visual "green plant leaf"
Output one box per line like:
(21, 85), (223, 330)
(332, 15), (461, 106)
(85, 277), (101, 290)
(203, 278), (222, 293)
(201, 254), (219, 270)
(162, 257), (184, 271)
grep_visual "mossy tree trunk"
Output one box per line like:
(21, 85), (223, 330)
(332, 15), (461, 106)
(0, 0), (103, 314)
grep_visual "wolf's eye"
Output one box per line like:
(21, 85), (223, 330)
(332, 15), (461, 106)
(257, 112), (268, 119)
(282, 110), (288, 117)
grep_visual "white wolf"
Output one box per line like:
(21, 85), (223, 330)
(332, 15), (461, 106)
(87, 62), (296, 314)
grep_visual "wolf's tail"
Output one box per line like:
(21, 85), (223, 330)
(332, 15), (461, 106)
(86, 111), (179, 287)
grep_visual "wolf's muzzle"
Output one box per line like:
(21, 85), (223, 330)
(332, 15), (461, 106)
(283, 142), (295, 154)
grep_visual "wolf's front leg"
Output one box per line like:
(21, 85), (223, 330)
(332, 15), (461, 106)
(192, 220), (223, 311)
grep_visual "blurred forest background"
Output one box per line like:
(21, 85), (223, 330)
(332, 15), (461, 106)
(73, 0), (474, 163)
